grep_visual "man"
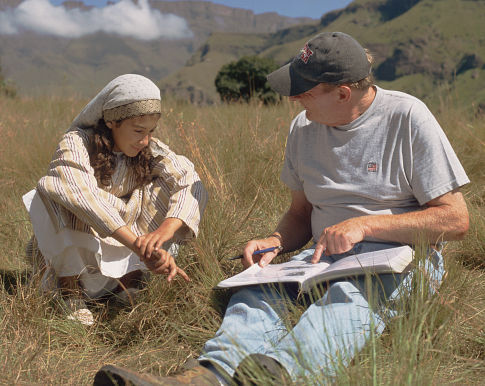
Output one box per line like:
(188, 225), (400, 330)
(94, 32), (469, 385)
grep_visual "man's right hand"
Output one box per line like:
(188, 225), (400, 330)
(240, 190), (311, 269)
(242, 236), (282, 269)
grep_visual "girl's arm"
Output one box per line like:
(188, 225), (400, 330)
(150, 139), (208, 242)
(134, 217), (183, 257)
(37, 130), (127, 238)
(112, 223), (189, 282)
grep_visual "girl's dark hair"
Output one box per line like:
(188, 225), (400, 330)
(89, 119), (154, 188)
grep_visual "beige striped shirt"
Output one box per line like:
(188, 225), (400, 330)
(37, 128), (207, 242)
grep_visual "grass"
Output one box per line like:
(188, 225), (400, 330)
(0, 93), (484, 384)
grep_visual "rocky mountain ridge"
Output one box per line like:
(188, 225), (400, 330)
(160, 0), (485, 110)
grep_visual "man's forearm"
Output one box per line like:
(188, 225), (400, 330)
(273, 210), (313, 252)
(362, 203), (469, 245)
(313, 190), (469, 260)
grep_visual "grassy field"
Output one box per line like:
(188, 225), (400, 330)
(0, 93), (484, 385)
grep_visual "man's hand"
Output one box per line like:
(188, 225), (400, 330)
(312, 217), (366, 263)
(311, 189), (469, 264)
(141, 248), (190, 282)
(242, 236), (282, 269)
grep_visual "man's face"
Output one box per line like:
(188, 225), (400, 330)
(289, 84), (340, 125)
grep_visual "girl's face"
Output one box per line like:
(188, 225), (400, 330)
(106, 114), (160, 157)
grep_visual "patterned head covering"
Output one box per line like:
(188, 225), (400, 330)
(69, 74), (161, 131)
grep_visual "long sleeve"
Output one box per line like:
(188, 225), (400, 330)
(37, 129), (126, 238)
(149, 139), (208, 238)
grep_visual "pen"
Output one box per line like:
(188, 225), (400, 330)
(228, 245), (283, 261)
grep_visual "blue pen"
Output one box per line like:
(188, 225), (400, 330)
(228, 245), (283, 260)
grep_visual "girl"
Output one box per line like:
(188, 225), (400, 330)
(23, 74), (207, 325)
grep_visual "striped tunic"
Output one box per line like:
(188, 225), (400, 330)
(37, 128), (207, 244)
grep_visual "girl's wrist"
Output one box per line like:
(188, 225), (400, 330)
(156, 218), (184, 239)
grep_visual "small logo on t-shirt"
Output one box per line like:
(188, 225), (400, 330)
(367, 162), (378, 172)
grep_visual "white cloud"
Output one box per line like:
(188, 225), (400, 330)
(0, 0), (193, 40)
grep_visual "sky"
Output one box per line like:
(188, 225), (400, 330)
(49, 0), (354, 19)
(0, 0), (353, 40)
(210, 0), (353, 18)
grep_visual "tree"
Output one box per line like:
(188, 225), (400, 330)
(215, 56), (279, 104)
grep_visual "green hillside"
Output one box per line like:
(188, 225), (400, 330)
(161, 0), (485, 112)
(160, 32), (271, 104)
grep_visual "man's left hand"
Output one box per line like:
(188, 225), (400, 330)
(312, 218), (366, 263)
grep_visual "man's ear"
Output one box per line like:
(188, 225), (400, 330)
(105, 120), (114, 129)
(337, 86), (351, 102)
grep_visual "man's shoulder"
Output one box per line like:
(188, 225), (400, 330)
(290, 110), (313, 132)
(376, 86), (426, 111)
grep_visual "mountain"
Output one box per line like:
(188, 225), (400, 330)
(0, 0), (313, 96)
(160, 0), (485, 111)
(159, 23), (321, 104)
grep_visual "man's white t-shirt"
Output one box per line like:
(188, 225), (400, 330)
(280, 86), (469, 243)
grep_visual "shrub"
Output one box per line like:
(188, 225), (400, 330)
(215, 56), (279, 104)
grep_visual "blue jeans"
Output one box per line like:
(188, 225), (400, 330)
(199, 242), (445, 382)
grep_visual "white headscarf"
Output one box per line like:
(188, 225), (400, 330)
(69, 74), (161, 131)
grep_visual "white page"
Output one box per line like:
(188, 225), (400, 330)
(216, 246), (413, 291)
(216, 258), (332, 288)
(317, 246), (412, 276)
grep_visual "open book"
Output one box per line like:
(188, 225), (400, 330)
(216, 246), (414, 293)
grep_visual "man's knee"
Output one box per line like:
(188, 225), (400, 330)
(319, 281), (359, 305)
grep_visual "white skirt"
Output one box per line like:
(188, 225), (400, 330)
(23, 189), (149, 298)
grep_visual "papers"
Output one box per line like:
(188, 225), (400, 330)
(216, 245), (414, 293)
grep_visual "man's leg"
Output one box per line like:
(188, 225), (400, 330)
(198, 283), (295, 377)
(262, 243), (445, 381)
(266, 279), (384, 381)
(199, 244), (389, 379)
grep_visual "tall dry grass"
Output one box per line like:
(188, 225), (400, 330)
(0, 93), (483, 384)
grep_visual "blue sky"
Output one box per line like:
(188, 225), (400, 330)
(49, 0), (353, 18)
(1, 1), (353, 39)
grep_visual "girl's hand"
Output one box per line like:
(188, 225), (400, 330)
(141, 248), (190, 282)
(134, 218), (184, 260)
(135, 231), (170, 260)
(112, 221), (189, 282)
